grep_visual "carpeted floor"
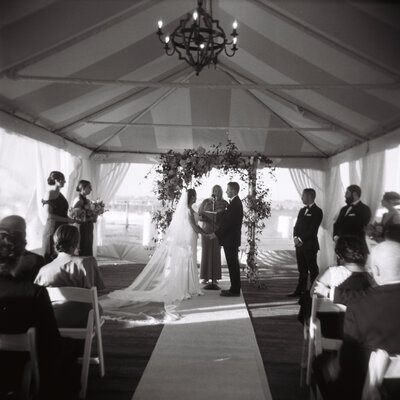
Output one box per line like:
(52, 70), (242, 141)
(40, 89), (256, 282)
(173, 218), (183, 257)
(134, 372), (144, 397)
(86, 263), (309, 400)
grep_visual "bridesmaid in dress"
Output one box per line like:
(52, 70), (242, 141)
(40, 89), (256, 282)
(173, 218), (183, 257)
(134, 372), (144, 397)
(367, 192), (400, 243)
(42, 171), (74, 263)
(198, 185), (229, 286)
(380, 191), (400, 236)
(72, 180), (96, 256)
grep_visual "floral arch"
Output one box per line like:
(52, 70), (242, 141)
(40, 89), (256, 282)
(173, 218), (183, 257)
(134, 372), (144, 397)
(149, 141), (275, 285)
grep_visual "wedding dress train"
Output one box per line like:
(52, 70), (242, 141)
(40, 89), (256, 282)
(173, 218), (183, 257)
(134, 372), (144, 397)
(100, 192), (203, 323)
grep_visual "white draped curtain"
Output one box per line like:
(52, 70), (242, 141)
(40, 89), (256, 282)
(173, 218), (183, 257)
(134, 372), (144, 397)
(1, 129), (130, 254)
(289, 148), (388, 271)
(289, 166), (343, 270)
(360, 151), (386, 220)
(80, 160), (130, 251)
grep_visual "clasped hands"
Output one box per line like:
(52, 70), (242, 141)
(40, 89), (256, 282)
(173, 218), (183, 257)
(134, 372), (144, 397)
(203, 232), (217, 240)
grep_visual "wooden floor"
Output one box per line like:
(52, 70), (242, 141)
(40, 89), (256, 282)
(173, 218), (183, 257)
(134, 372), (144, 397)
(86, 263), (309, 400)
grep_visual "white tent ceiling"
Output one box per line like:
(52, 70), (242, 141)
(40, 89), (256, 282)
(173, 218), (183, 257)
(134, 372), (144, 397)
(0, 0), (399, 167)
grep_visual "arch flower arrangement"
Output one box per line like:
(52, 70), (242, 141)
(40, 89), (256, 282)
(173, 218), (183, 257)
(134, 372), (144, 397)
(149, 140), (275, 286)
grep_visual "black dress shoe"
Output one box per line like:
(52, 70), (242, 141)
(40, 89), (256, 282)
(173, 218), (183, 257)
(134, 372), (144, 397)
(220, 291), (240, 297)
(287, 291), (303, 298)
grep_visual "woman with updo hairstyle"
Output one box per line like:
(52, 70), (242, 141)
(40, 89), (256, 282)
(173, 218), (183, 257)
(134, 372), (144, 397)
(42, 171), (74, 263)
(309, 235), (372, 337)
(366, 192), (400, 243)
(380, 192), (400, 235)
(71, 179), (95, 256)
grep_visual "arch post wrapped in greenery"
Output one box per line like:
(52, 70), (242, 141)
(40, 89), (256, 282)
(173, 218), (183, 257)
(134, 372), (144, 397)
(149, 141), (275, 286)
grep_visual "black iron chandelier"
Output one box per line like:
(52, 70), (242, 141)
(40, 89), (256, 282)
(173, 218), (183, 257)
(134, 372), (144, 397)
(156, 0), (238, 75)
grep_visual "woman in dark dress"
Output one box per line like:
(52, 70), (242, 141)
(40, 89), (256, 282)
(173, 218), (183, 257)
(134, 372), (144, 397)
(366, 192), (400, 242)
(42, 171), (73, 263)
(311, 235), (372, 338)
(198, 185), (229, 286)
(72, 180), (96, 256)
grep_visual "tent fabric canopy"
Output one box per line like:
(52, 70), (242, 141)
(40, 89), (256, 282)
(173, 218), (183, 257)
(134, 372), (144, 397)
(0, 0), (399, 167)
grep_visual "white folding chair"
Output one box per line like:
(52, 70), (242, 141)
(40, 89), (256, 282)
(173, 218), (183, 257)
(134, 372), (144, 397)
(0, 327), (40, 399)
(306, 294), (345, 387)
(362, 349), (400, 400)
(47, 286), (105, 399)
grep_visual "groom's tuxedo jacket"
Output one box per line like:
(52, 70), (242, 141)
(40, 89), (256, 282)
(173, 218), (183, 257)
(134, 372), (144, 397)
(333, 201), (371, 239)
(215, 196), (243, 248)
(293, 204), (323, 252)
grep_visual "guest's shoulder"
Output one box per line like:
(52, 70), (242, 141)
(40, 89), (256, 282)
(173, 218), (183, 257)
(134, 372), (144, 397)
(71, 255), (95, 266)
(1, 275), (45, 297)
(75, 256), (97, 267)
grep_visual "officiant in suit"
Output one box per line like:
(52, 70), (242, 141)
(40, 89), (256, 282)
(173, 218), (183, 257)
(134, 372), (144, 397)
(208, 182), (243, 297)
(333, 184), (371, 249)
(289, 188), (323, 297)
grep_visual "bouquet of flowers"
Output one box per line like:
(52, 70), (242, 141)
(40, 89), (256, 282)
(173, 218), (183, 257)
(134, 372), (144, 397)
(365, 222), (384, 243)
(69, 199), (108, 223)
(91, 199), (108, 218)
(68, 207), (87, 222)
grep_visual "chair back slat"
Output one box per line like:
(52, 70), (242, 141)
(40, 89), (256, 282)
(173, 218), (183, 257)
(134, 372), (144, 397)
(362, 349), (400, 400)
(0, 327), (40, 394)
(385, 356), (400, 379)
(47, 286), (96, 304)
(45, 286), (104, 397)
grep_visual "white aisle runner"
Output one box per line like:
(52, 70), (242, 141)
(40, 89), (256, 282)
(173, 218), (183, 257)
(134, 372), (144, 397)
(132, 286), (273, 400)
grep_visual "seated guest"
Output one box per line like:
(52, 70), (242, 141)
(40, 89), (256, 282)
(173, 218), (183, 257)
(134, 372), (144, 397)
(298, 236), (371, 331)
(0, 226), (80, 399)
(35, 224), (105, 288)
(312, 236), (371, 294)
(35, 224), (103, 327)
(0, 215), (45, 282)
(314, 241), (400, 399)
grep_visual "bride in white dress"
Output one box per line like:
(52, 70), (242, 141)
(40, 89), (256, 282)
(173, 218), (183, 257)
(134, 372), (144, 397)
(100, 189), (205, 323)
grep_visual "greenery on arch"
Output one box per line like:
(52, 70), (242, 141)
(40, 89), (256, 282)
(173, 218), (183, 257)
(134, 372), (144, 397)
(149, 140), (275, 284)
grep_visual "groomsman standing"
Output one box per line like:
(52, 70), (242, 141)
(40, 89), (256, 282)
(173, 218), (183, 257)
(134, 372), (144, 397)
(289, 188), (323, 297)
(333, 184), (371, 248)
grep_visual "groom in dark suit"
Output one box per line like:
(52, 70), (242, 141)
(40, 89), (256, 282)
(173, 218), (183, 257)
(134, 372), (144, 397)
(289, 188), (323, 297)
(333, 184), (371, 249)
(208, 182), (243, 297)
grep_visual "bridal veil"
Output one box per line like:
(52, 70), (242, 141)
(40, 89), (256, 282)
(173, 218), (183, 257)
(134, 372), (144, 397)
(100, 191), (202, 323)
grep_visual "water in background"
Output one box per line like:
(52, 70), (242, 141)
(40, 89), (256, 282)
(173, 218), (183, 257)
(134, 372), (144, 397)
(103, 198), (301, 251)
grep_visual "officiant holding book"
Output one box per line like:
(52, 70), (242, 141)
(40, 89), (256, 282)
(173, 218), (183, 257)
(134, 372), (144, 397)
(199, 185), (228, 288)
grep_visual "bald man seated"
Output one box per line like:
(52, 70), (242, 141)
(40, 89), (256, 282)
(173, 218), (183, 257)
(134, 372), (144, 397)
(314, 241), (400, 399)
(0, 215), (44, 282)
